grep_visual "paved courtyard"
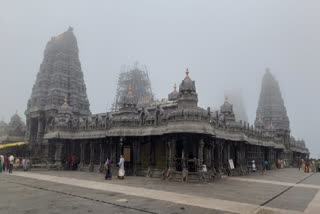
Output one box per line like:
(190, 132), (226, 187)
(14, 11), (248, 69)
(0, 168), (319, 214)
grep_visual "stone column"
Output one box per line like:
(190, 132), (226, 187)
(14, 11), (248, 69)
(198, 139), (204, 169)
(211, 141), (215, 170)
(55, 142), (63, 169)
(206, 144), (211, 169)
(89, 142), (94, 172)
(79, 142), (85, 170)
(217, 139), (224, 172)
(132, 140), (137, 175)
(99, 142), (104, 172)
(167, 138), (176, 173)
(182, 139), (187, 171)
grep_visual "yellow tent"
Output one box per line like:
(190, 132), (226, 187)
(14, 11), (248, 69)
(0, 142), (28, 150)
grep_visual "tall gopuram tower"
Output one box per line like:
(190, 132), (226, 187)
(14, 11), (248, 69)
(25, 27), (90, 158)
(255, 69), (290, 149)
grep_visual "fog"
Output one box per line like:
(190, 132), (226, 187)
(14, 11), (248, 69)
(1, 1), (319, 157)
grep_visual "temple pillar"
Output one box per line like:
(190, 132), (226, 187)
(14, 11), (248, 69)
(182, 139), (187, 171)
(217, 139), (224, 172)
(167, 138), (176, 173)
(132, 140), (138, 175)
(211, 141), (215, 170)
(198, 139), (204, 169)
(79, 142), (86, 169)
(54, 142), (63, 169)
(89, 142), (95, 172)
(99, 142), (104, 172)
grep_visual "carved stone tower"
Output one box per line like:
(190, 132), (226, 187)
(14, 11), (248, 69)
(25, 27), (90, 158)
(177, 68), (198, 109)
(256, 69), (290, 148)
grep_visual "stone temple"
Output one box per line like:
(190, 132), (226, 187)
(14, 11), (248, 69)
(0, 28), (309, 181)
(25, 27), (90, 159)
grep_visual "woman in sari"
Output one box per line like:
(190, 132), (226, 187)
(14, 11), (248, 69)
(105, 158), (112, 180)
(4, 155), (8, 171)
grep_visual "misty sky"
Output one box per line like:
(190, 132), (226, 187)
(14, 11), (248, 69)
(1, 1), (319, 157)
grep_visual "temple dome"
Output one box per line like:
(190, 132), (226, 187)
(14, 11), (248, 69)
(8, 113), (25, 127)
(220, 96), (233, 114)
(179, 69), (196, 93)
(168, 83), (179, 101)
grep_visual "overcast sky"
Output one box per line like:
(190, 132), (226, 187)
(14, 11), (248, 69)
(1, 1), (319, 157)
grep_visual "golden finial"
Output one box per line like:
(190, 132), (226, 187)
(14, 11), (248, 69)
(64, 96), (67, 105)
(174, 83), (177, 92)
(128, 84), (132, 95)
(186, 68), (189, 77)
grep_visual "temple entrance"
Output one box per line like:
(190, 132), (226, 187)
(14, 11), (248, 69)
(123, 146), (133, 175)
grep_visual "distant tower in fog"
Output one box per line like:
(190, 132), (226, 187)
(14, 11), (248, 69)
(255, 68), (290, 131)
(224, 89), (248, 122)
(255, 68), (290, 148)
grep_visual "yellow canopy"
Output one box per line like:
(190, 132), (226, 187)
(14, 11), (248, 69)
(0, 142), (28, 150)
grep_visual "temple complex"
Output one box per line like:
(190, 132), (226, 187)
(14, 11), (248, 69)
(0, 28), (309, 182)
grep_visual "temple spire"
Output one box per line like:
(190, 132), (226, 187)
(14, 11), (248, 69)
(256, 69), (290, 131)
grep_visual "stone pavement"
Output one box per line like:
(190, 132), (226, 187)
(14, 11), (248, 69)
(0, 168), (320, 214)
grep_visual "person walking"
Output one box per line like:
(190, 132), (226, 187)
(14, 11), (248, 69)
(4, 155), (8, 171)
(118, 155), (125, 179)
(298, 159), (302, 171)
(251, 160), (256, 172)
(8, 155), (14, 173)
(264, 160), (269, 171)
(105, 158), (112, 180)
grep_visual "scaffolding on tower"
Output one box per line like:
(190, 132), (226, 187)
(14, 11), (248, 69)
(112, 62), (154, 111)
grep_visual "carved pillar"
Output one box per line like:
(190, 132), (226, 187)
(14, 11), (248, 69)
(55, 142), (63, 168)
(217, 139), (224, 172)
(132, 140), (137, 175)
(198, 139), (204, 168)
(99, 142), (104, 172)
(182, 139), (187, 171)
(206, 144), (211, 168)
(79, 142), (85, 169)
(170, 138), (176, 170)
(89, 142), (94, 172)
(119, 137), (123, 161)
(211, 141), (215, 170)
(227, 142), (231, 161)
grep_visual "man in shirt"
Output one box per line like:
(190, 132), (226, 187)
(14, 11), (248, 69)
(8, 155), (14, 173)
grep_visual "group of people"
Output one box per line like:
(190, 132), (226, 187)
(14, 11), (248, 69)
(298, 159), (320, 173)
(0, 155), (30, 173)
(104, 155), (125, 180)
(251, 159), (281, 172)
